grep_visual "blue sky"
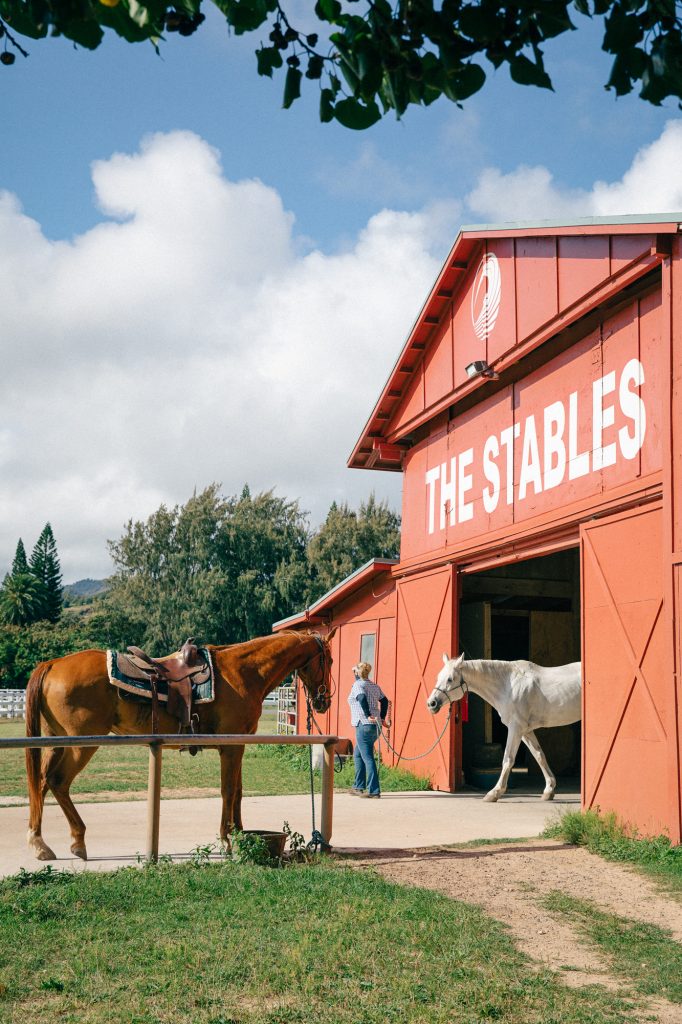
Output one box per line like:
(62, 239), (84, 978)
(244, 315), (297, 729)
(1, 7), (681, 580)
(2, 9), (674, 247)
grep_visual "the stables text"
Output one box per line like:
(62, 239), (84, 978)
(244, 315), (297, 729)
(425, 358), (646, 534)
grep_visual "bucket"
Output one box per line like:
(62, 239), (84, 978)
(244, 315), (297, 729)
(240, 829), (287, 859)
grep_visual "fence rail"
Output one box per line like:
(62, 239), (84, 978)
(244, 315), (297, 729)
(0, 733), (339, 862)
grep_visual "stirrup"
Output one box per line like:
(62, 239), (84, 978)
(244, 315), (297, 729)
(179, 715), (202, 757)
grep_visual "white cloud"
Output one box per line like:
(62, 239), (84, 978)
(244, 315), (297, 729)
(3, 121), (682, 580)
(0, 131), (442, 579)
(466, 118), (682, 223)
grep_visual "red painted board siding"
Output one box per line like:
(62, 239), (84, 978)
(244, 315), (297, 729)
(582, 505), (677, 840)
(514, 236), (559, 340)
(557, 235), (610, 310)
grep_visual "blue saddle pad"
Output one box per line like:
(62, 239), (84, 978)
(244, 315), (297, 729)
(106, 648), (215, 704)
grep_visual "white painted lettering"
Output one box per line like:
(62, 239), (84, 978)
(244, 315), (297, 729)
(440, 458), (457, 530)
(519, 414), (543, 500)
(425, 466), (440, 535)
(482, 434), (500, 513)
(592, 371), (616, 470)
(619, 358), (646, 460)
(458, 448), (474, 522)
(499, 424), (520, 505)
(568, 391), (590, 479)
(543, 400), (566, 491)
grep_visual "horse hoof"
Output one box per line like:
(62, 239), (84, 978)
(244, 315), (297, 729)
(483, 791), (499, 803)
(28, 832), (56, 861)
(71, 844), (87, 861)
(542, 791), (555, 802)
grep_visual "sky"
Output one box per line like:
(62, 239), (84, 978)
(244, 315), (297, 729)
(1, 6), (682, 582)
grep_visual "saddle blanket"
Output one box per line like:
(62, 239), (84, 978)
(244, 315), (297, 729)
(106, 648), (216, 704)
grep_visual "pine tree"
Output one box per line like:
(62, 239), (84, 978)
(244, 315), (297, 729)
(11, 539), (28, 576)
(29, 523), (63, 623)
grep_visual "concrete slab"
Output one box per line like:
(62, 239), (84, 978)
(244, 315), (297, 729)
(0, 787), (579, 877)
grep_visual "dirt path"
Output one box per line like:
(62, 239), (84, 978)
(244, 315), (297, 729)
(356, 839), (682, 1023)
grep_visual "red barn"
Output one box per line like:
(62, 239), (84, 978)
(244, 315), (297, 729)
(275, 214), (682, 843)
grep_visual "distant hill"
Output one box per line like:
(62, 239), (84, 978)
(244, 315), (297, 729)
(63, 578), (110, 599)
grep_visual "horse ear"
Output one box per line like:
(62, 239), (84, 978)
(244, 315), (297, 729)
(455, 653), (465, 665)
(326, 627), (337, 642)
(442, 653), (450, 665)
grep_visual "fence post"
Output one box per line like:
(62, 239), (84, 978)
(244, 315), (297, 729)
(321, 740), (335, 849)
(146, 742), (163, 863)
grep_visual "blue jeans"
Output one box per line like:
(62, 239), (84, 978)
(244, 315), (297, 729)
(353, 724), (380, 795)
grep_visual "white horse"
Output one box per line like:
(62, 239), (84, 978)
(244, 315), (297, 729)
(427, 654), (581, 802)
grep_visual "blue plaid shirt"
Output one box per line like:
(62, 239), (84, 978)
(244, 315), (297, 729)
(348, 678), (388, 726)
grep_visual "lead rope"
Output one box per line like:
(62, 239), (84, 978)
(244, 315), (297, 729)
(377, 702), (454, 762)
(305, 693), (328, 854)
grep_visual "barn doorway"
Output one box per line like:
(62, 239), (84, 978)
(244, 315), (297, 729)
(458, 548), (581, 795)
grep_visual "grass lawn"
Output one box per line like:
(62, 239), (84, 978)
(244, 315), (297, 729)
(0, 860), (636, 1024)
(543, 891), (682, 1006)
(0, 720), (428, 801)
(544, 810), (682, 897)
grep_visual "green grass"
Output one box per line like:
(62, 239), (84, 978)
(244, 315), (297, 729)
(543, 890), (682, 1004)
(0, 860), (638, 1024)
(0, 722), (428, 801)
(543, 810), (682, 896)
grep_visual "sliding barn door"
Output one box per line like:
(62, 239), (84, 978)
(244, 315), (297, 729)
(581, 503), (676, 837)
(393, 565), (456, 791)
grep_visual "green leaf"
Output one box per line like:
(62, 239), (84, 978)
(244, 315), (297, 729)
(603, 5), (643, 53)
(314, 0), (341, 22)
(509, 53), (553, 89)
(282, 65), (302, 108)
(319, 87), (335, 122)
(333, 96), (381, 129)
(452, 61), (485, 100)
(256, 44), (282, 77)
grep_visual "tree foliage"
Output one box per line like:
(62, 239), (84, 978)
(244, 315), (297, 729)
(0, 1), (679, 124)
(103, 483), (311, 651)
(306, 493), (400, 598)
(29, 523), (63, 623)
(0, 619), (102, 687)
(0, 485), (401, 680)
(0, 525), (63, 627)
(99, 485), (400, 652)
(0, 571), (44, 626)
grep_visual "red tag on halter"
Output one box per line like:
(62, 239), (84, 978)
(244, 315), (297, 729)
(459, 693), (469, 723)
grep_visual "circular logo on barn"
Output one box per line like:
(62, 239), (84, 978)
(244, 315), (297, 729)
(470, 252), (501, 341)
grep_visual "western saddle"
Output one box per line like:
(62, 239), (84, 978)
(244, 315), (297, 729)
(123, 637), (210, 753)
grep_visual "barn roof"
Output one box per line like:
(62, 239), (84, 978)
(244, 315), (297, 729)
(348, 213), (682, 472)
(272, 557), (398, 630)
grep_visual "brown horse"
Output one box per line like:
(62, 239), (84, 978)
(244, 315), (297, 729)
(25, 629), (334, 861)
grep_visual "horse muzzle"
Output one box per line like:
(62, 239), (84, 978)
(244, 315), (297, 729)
(426, 695), (442, 714)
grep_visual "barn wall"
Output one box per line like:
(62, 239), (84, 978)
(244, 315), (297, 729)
(389, 234), (656, 438)
(401, 283), (663, 568)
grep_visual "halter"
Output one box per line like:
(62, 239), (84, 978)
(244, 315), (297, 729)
(433, 665), (469, 706)
(298, 633), (334, 713)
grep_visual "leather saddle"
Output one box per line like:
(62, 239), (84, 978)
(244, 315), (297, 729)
(118, 638), (210, 754)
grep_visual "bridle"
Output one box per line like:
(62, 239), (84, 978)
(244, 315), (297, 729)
(298, 633), (334, 713)
(432, 665), (468, 707)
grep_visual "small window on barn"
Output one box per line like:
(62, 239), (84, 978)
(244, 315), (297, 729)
(360, 633), (376, 673)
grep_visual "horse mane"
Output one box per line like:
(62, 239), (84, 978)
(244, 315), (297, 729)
(208, 630), (322, 654)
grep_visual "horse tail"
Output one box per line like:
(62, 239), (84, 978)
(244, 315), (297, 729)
(25, 662), (50, 815)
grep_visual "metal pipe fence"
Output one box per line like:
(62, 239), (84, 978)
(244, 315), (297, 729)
(0, 690), (26, 719)
(0, 733), (339, 862)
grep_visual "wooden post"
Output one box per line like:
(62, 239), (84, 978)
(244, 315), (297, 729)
(146, 742), (162, 863)
(321, 741), (335, 849)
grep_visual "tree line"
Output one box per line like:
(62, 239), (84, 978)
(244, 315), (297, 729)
(0, 484), (400, 686)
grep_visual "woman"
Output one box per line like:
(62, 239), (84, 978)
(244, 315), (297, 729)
(347, 661), (390, 798)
